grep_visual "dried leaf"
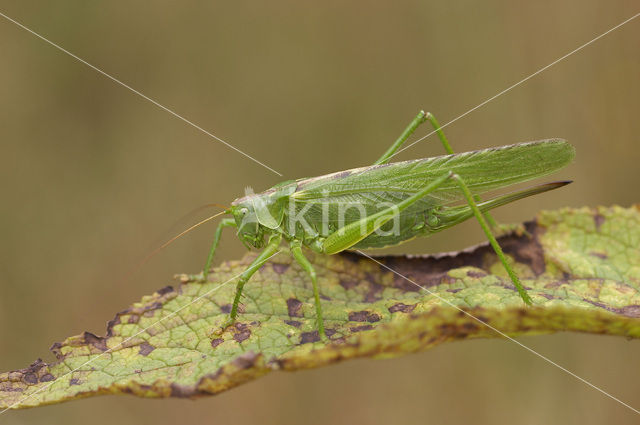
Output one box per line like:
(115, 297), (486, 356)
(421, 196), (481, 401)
(2, 206), (639, 409)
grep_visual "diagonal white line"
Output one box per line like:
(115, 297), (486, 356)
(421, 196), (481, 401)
(387, 11), (640, 161)
(0, 250), (281, 413)
(0, 11), (283, 177)
(356, 250), (640, 415)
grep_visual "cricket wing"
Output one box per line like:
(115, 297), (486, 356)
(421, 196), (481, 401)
(292, 139), (574, 205)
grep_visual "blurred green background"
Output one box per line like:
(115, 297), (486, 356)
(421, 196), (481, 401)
(1, 1), (639, 424)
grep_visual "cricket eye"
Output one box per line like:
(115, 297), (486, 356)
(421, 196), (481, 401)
(240, 208), (249, 216)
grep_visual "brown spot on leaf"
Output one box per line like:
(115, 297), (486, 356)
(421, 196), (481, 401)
(272, 263), (289, 274)
(69, 378), (81, 386)
(364, 280), (384, 303)
(589, 251), (608, 259)
(138, 342), (155, 356)
(106, 316), (121, 337)
(1, 387), (24, 393)
(544, 281), (563, 289)
(349, 310), (381, 322)
(594, 213), (605, 230)
(233, 323), (251, 342)
(350, 325), (374, 332)
(388, 303), (416, 314)
(378, 249), (487, 292)
(156, 285), (175, 296)
(300, 331), (320, 344)
(462, 323), (479, 332)
(23, 373), (38, 384)
(142, 302), (163, 317)
(617, 305), (640, 318)
(220, 304), (232, 314)
(39, 374), (55, 382)
(374, 220), (549, 284)
(287, 298), (303, 318)
(467, 270), (487, 278)
(210, 338), (224, 348)
(232, 351), (260, 369)
(128, 315), (140, 324)
(499, 222), (546, 275)
(170, 383), (197, 398)
(285, 320), (302, 328)
(83, 332), (108, 352)
(339, 277), (359, 290)
(26, 359), (46, 371)
(439, 323), (457, 336)
(50, 342), (64, 360)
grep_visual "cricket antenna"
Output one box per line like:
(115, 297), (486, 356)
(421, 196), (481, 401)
(207, 203), (230, 211)
(135, 203), (230, 253)
(143, 210), (228, 260)
(119, 209), (228, 284)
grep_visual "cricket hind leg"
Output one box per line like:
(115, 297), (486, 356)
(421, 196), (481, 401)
(451, 173), (533, 305)
(374, 111), (427, 165)
(374, 111), (455, 165)
(375, 111), (498, 228)
(216, 234), (282, 333)
(290, 240), (326, 341)
(321, 169), (532, 305)
(425, 113), (499, 229)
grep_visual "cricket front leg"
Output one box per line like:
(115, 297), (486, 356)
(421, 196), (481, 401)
(194, 218), (236, 282)
(290, 240), (326, 341)
(450, 173), (533, 305)
(217, 234), (282, 333)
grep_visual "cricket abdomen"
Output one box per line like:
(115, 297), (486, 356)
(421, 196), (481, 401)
(349, 209), (438, 250)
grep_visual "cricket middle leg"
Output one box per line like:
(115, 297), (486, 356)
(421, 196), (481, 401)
(290, 239), (326, 340)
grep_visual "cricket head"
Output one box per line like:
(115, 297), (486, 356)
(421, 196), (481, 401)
(230, 182), (296, 249)
(230, 196), (266, 249)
